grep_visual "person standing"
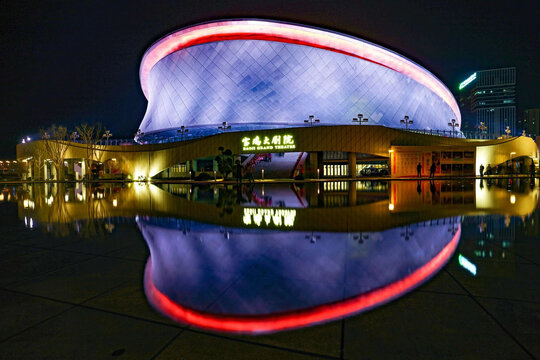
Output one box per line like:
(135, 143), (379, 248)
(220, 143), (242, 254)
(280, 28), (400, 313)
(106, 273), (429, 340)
(235, 160), (243, 183)
(429, 163), (436, 178)
(479, 164), (484, 177)
(245, 165), (254, 183)
(417, 162), (422, 178)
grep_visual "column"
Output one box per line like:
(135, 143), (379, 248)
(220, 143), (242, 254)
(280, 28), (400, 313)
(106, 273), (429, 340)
(306, 152), (320, 179)
(348, 152), (357, 178)
(348, 182), (357, 206)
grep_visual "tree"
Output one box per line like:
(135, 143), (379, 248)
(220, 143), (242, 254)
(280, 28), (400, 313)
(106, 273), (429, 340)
(40, 125), (69, 181)
(215, 147), (234, 180)
(32, 144), (47, 180)
(76, 123), (103, 180)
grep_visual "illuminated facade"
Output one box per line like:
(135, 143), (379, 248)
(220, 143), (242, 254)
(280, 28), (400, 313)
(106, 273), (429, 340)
(16, 22), (539, 181)
(458, 67), (516, 137)
(138, 19), (460, 140)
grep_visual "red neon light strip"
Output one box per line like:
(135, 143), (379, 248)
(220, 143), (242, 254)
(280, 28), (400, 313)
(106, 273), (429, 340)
(155, 33), (393, 70)
(145, 225), (460, 333)
(139, 20), (460, 121)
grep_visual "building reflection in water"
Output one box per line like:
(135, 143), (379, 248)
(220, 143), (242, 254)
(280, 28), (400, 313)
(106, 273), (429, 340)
(141, 215), (461, 333)
(8, 178), (539, 333)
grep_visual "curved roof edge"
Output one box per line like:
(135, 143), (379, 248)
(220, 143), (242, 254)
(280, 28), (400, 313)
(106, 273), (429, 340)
(140, 19), (460, 122)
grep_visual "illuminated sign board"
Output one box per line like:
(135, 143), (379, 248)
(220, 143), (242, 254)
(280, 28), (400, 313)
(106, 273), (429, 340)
(459, 72), (477, 90)
(243, 208), (296, 227)
(241, 134), (296, 152)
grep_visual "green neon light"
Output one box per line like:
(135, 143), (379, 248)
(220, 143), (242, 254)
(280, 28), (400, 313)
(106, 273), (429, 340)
(459, 72), (477, 90)
(241, 134), (296, 152)
(458, 254), (477, 275)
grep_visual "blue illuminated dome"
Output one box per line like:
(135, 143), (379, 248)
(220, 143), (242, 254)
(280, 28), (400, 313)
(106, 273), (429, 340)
(138, 19), (460, 140)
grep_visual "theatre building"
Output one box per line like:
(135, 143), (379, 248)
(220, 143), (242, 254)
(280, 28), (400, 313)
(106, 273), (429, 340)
(17, 19), (539, 180)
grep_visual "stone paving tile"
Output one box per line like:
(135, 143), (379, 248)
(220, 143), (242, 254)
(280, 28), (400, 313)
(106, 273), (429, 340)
(8, 256), (142, 303)
(477, 297), (540, 359)
(446, 259), (540, 302)
(0, 244), (44, 263)
(208, 321), (342, 359)
(155, 330), (328, 360)
(52, 225), (145, 256)
(83, 279), (179, 326)
(0, 249), (93, 287)
(2, 231), (82, 249)
(343, 291), (531, 359)
(0, 289), (72, 341)
(105, 241), (150, 262)
(0, 306), (178, 360)
(507, 242), (540, 265)
(416, 265), (467, 295)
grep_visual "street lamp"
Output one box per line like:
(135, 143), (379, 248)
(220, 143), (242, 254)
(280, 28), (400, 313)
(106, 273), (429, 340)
(218, 121), (231, 132)
(177, 125), (189, 140)
(448, 119), (459, 137)
(103, 130), (112, 144)
(134, 129), (145, 143)
(400, 115), (413, 130)
(70, 131), (79, 142)
(304, 115), (320, 126)
(504, 126), (511, 137)
(478, 122), (487, 139)
(352, 113), (368, 125)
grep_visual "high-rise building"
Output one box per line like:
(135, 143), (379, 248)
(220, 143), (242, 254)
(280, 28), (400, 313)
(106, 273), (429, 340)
(458, 67), (516, 137)
(522, 108), (539, 138)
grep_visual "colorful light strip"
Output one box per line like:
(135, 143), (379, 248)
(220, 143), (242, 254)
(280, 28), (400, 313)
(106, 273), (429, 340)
(459, 72), (477, 90)
(139, 20), (460, 122)
(144, 225), (461, 334)
(458, 253), (477, 275)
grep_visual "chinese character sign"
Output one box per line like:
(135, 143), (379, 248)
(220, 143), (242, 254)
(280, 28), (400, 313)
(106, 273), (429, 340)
(241, 134), (296, 152)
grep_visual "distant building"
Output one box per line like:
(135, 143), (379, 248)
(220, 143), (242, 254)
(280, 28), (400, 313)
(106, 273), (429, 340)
(458, 67), (516, 137)
(0, 160), (21, 180)
(522, 108), (539, 138)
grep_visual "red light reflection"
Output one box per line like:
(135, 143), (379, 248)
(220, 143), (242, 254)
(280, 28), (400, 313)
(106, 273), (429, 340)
(145, 225), (460, 334)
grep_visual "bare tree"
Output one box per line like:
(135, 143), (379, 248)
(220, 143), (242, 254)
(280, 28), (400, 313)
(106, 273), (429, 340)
(76, 123), (103, 180)
(32, 145), (47, 180)
(40, 125), (69, 181)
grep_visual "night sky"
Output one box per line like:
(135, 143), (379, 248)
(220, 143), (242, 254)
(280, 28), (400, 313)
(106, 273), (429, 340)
(1, 0), (538, 157)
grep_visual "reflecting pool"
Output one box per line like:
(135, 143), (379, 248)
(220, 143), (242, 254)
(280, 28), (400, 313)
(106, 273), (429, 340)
(3, 179), (539, 341)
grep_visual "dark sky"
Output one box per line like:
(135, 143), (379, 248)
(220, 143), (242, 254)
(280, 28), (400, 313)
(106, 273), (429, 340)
(1, 0), (538, 157)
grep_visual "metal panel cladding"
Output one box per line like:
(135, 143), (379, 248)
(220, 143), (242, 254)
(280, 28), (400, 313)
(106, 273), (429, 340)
(138, 19), (460, 137)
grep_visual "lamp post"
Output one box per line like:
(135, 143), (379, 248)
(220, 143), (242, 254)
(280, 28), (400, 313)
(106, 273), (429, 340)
(134, 129), (144, 142)
(400, 115), (413, 130)
(448, 119), (459, 138)
(218, 121), (232, 132)
(478, 122), (487, 139)
(70, 131), (79, 142)
(352, 113), (368, 125)
(177, 125), (189, 140)
(103, 130), (112, 145)
(304, 115), (320, 126)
